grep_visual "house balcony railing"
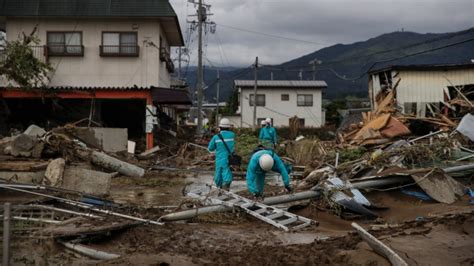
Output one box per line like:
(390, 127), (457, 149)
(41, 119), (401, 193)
(0, 45), (47, 63)
(99, 45), (140, 57)
(0, 45), (47, 87)
(45, 44), (84, 57)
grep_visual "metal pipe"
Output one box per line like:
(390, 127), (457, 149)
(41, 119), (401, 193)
(443, 163), (474, 173)
(160, 190), (322, 222)
(456, 154), (474, 161)
(160, 164), (474, 222)
(0, 186), (163, 225)
(3, 203), (11, 266)
(60, 241), (120, 260)
(408, 130), (444, 143)
(27, 204), (101, 219)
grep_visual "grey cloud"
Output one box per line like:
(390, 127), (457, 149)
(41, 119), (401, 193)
(170, 0), (474, 66)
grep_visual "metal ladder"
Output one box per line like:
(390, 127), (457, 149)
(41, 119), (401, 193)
(210, 190), (316, 231)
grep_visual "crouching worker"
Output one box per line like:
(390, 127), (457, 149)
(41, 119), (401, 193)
(208, 118), (235, 190)
(246, 149), (292, 198)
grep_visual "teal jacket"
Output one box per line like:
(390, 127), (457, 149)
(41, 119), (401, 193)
(258, 126), (277, 144)
(246, 150), (290, 195)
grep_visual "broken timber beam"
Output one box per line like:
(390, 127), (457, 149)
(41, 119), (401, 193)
(351, 222), (408, 266)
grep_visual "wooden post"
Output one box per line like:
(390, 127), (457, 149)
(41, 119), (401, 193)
(146, 94), (154, 150)
(351, 222), (408, 266)
(3, 203), (11, 266)
(253, 56), (258, 129)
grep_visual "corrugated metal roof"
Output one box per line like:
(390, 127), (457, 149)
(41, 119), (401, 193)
(0, 0), (177, 17)
(234, 80), (327, 88)
(0, 0), (184, 46)
(369, 63), (474, 74)
(40, 86), (151, 91)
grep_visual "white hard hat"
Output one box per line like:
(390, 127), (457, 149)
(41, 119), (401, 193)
(219, 118), (231, 128)
(265, 118), (272, 124)
(259, 154), (274, 171)
(260, 120), (267, 126)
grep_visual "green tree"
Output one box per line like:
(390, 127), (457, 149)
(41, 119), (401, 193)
(0, 28), (53, 89)
(325, 99), (347, 126)
(220, 89), (239, 115)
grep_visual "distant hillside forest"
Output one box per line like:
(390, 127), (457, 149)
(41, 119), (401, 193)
(180, 28), (474, 103)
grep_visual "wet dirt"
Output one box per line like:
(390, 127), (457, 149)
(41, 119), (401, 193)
(2, 172), (474, 265)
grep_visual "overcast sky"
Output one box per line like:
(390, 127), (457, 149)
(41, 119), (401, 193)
(169, 0), (474, 67)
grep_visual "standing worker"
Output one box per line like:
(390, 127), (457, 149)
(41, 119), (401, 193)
(208, 118), (235, 190)
(246, 149), (292, 198)
(258, 118), (278, 148)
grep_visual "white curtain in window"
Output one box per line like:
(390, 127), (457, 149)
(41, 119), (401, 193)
(48, 33), (65, 53)
(120, 33), (137, 54)
(103, 33), (120, 53)
(65, 33), (81, 54)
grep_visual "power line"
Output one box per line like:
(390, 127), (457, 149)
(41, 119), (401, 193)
(259, 37), (474, 81)
(217, 23), (330, 46)
(262, 28), (474, 71)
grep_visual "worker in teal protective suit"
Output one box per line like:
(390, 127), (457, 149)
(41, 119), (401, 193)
(208, 118), (235, 190)
(246, 149), (292, 197)
(258, 118), (278, 148)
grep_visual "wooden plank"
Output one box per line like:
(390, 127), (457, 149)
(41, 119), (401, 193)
(0, 161), (49, 171)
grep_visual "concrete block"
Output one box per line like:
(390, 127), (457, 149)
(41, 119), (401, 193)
(71, 127), (128, 153)
(61, 167), (113, 196)
(24, 124), (46, 138)
(5, 134), (43, 158)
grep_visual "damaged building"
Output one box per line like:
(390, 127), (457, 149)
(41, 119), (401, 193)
(368, 63), (474, 118)
(0, 0), (191, 150)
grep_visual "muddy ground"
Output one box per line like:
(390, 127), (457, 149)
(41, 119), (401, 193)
(1, 171), (473, 265)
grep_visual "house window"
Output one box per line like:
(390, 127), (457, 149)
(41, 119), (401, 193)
(100, 32), (139, 57)
(297, 94), (313, 106)
(281, 94), (289, 101)
(249, 94), (265, 106)
(47, 32), (83, 56)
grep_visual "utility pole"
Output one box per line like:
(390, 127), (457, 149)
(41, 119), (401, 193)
(196, 0), (204, 135)
(215, 69), (220, 125)
(253, 56), (258, 129)
(309, 59), (322, 80)
(178, 47), (182, 80)
(3, 203), (11, 266)
(188, 0), (214, 135)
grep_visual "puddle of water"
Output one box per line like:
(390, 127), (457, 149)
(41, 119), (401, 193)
(110, 186), (179, 207)
(272, 232), (329, 245)
(110, 172), (281, 208)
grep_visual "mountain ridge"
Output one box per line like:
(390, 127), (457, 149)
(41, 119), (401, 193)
(182, 27), (474, 102)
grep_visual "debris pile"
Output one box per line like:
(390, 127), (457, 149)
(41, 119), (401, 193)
(339, 80), (473, 146)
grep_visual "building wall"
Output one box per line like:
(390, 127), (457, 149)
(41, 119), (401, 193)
(239, 88), (324, 128)
(4, 17), (171, 88)
(370, 68), (474, 113)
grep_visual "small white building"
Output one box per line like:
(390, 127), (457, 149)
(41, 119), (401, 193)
(231, 80), (327, 128)
(368, 63), (474, 116)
